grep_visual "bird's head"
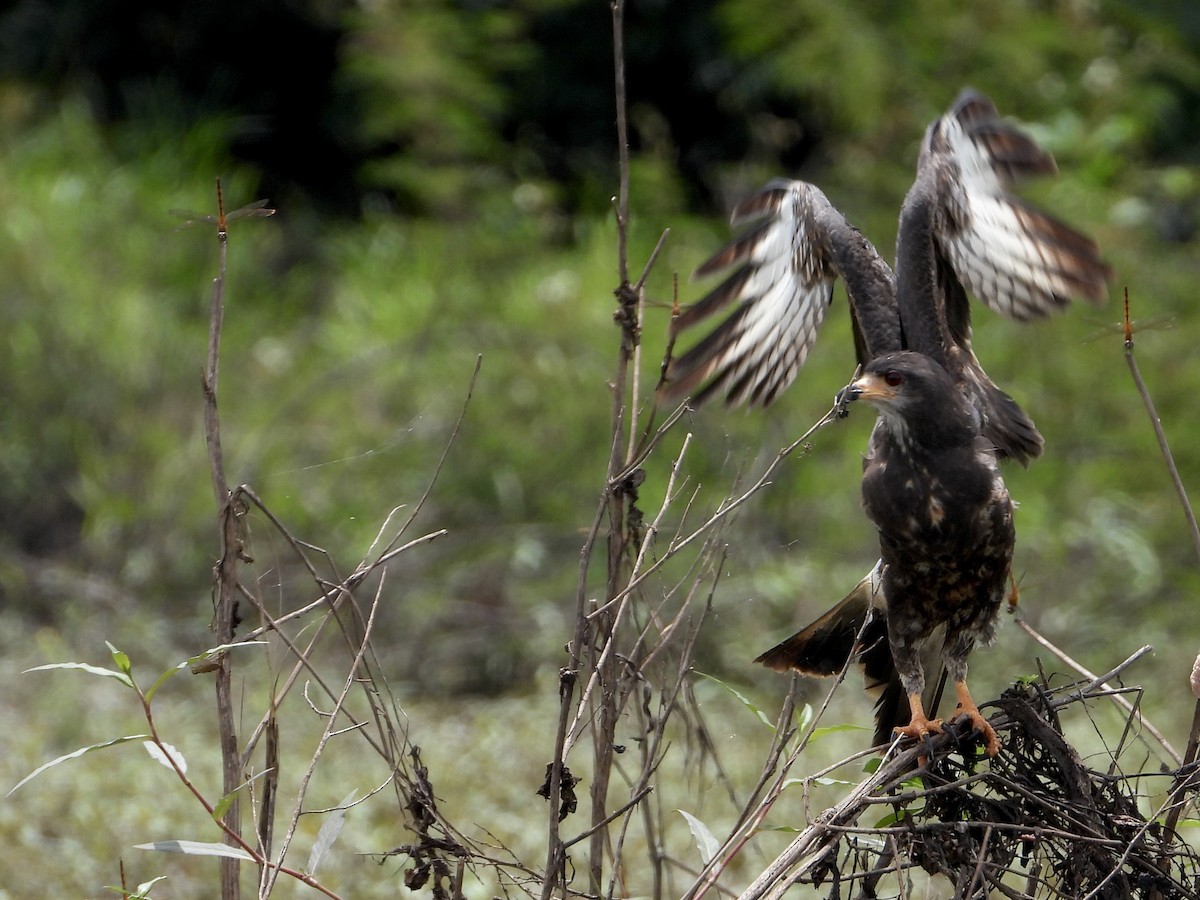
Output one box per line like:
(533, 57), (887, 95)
(842, 352), (977, 450)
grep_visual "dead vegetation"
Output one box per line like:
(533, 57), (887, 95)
(738, 646), (1200, 900)
(18, 5), (1200, 900)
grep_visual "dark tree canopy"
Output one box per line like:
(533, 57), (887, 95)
(7, 0), (1195, 219)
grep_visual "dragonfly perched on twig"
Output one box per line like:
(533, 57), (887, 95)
(1082, 290), (1175, 348)
(170, 177), (275, 241)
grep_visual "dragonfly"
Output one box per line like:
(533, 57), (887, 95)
(170, 177), (275, 241)
(1082, 289), (1175, 348)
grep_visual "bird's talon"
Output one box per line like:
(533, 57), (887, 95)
(894, 716), (944, 744)
(952, 706), (1001, 757)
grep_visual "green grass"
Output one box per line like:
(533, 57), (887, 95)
(3, 87), (1200, 897)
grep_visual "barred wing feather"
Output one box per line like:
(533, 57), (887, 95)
(663, 181), (841, 406)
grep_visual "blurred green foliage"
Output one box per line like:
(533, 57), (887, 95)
(2, 1), (1200, 894)
(2, 0), (1198, 724)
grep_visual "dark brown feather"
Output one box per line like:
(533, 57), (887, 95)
(756, 353), (1015, 752)
(753, 566), (933, 748)
(754, 580), (875, 676)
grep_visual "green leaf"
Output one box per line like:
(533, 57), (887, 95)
(677, 809), (721, 865)
(694, 671), (775, 730)
(307, 790), (358, 875)
(779, 775), (857, 793)
(212, 768), (275, 822)
(23, 661), (134, 689)
(874, 810), (903, 828)
(143, 667), (179, 705)
(8, 734), (151, 795)
(107, 641), (133, 675)
(104, 875), (169, 898)
(134, 840), (255, 861)
(211, 793), (235, 823)
(795, 702), (814, 733)
(144, 641), (267, 703)
(135, 876), (169, 896)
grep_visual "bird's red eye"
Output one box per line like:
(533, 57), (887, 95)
(884, 370), (903, 387)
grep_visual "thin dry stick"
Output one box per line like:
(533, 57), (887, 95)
(563, 432), (697, 754)
(583, 0), (643, 885)
(600, 532), (727, 900)
(1143, 671), (1200, 844)
(233, 490), (447, 767)
(1122, 288), (1200, 563)
(734, 747), (918, 900)
(261, 573), (386, 896)
(235, 516), (446, 644)
(611, 0), (630, 292)
(135, 683), (343, 899)
(683, 598), (886, 900)
(624, 228), (671, 463)
(195, 177), (275, 900)
(1122, 288), (1200, 857)
(541, 1), (647, 895)
(539, 490), (607, 900)
(1012, 609), (1180, 765)
(370, 355), (483, 562)
(587, 402), (845, 625)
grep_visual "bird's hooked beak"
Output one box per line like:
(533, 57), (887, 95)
(837, 382), (863, 404)
(844, 372), (898, 404)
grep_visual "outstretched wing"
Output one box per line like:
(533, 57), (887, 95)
(661, 180), (898, 407)
(896, 90), (1111, 464)
(929, 89), (1110, 323)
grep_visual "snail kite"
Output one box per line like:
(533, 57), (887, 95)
(662, 91), (1109, 754)
(758, 352), (1014, 754)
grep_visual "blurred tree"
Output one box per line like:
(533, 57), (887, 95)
(0, 0), (361, 214)
(0, 0), (1198, 691)
(3, 0), (1197, 219)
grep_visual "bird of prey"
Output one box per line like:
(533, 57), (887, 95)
(662, 90), (1109, 755)
(660, 89), (1109, 465)
(757, 353), (1014, 755)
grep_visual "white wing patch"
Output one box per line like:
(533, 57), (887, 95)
(663, 182), (839, 406)
(933, 101), (1109, 321)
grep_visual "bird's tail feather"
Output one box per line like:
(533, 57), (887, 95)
(754, 569), (880, 675)
(756, 565), (951, 749)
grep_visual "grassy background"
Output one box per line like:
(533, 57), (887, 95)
(2, 2), (1200, 896)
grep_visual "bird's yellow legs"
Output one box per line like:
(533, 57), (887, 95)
(894, 693), (943, 743)
(894, 682), (1000, 758)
